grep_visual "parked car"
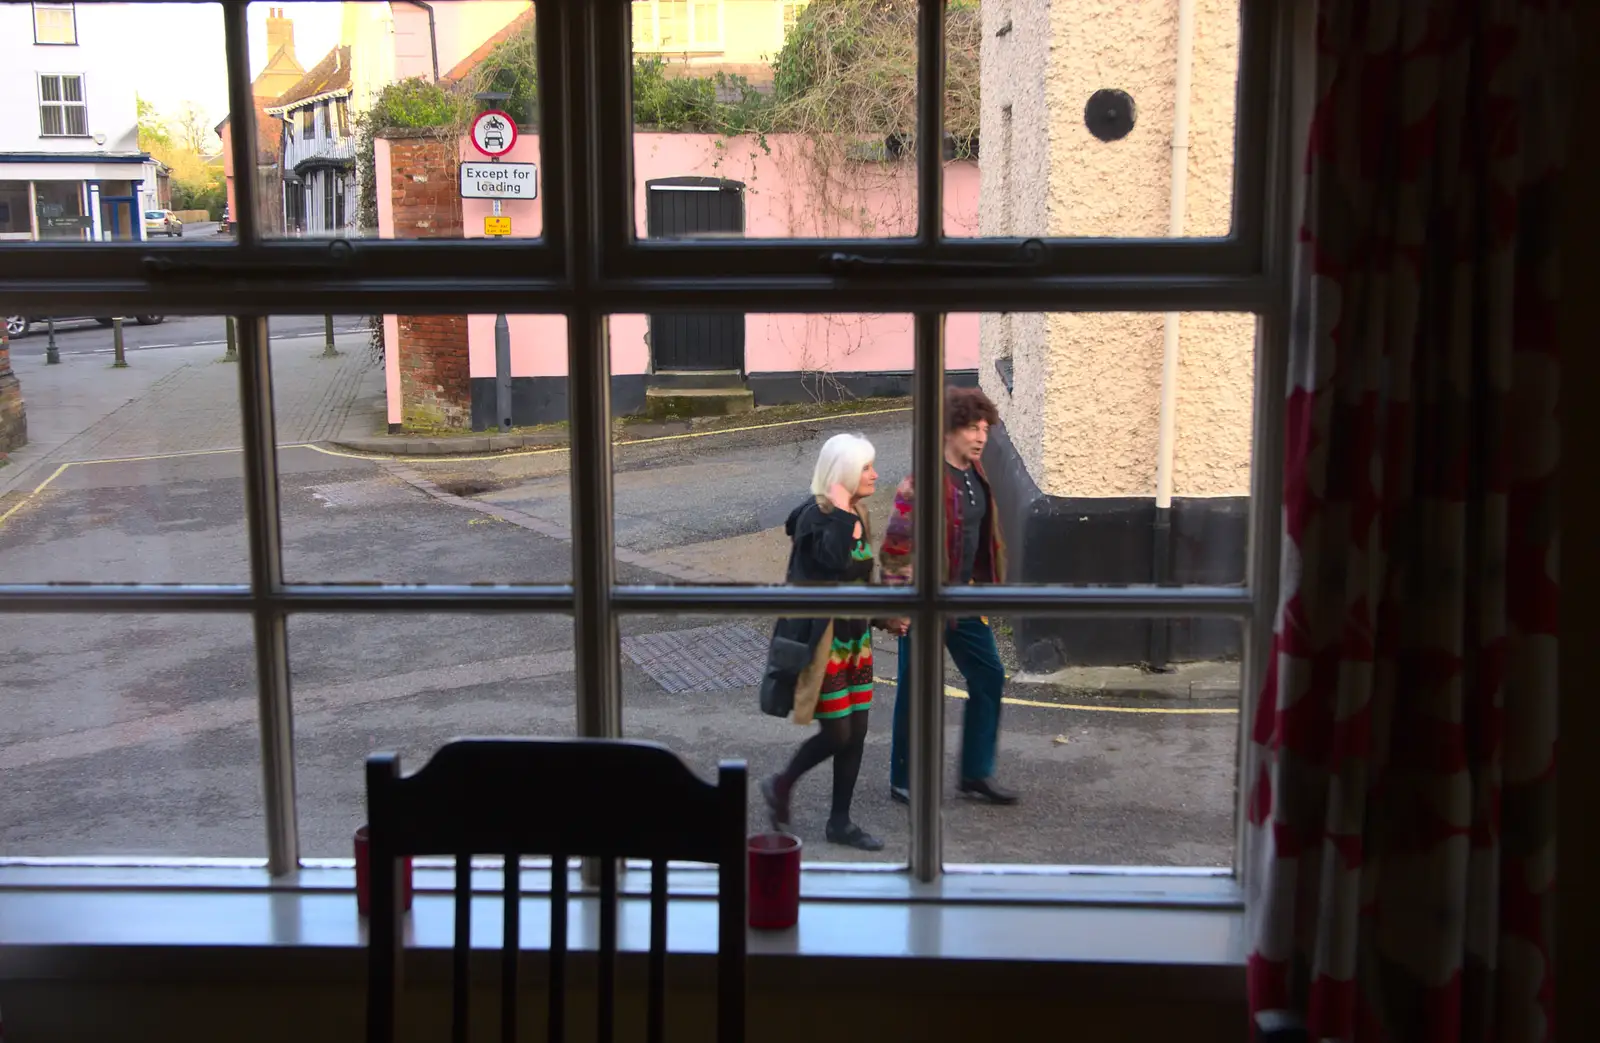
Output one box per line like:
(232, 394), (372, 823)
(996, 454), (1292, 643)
(4, 316), (164, 337)
(144, 209), (184, 238)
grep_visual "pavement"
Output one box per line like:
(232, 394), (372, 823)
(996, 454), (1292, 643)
(0, 341), (1240, 868)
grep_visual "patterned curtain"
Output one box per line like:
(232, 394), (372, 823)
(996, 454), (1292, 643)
(1245, 2), (1569, 1041)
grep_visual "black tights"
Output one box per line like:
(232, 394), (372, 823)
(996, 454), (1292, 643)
(777, 711), (870, 829)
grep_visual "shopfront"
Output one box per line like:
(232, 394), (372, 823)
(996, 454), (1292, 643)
(0, 155), (159, 242)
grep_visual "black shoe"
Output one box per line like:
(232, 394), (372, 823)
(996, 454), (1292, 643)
(825, 821), (885, 852)
(958, 777), (1019, 805)
(761, 775), (791, 829)
(889, 785), (910, 805)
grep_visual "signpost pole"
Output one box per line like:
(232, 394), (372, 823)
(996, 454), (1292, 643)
(111, 318), (128, 368)
(495, 314), (513, 433)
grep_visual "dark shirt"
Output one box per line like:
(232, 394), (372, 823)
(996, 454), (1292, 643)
(946, 461), (987, 583)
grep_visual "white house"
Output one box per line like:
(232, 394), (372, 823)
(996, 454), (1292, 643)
(266, 45), (358, 237)
(0, 2), (162, 242)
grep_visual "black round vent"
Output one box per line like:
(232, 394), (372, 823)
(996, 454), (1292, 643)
(1084, 89), (1136, 142)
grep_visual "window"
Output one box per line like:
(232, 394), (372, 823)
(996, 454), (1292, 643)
(0, 0), (1286, 894)
(37, 73), (86, 136)
(632, 0), (722, 51)
(335, 98), (350, 138)
(780, 0), (808, 37)
(32, 1), (76, 44)
(299, 106), (315, 140)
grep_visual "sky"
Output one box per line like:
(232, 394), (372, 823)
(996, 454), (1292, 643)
(132, 3), (345, 145)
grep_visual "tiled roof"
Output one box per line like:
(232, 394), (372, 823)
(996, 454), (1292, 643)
(443, 6), (535, 84)
(274, 45), (352, 109)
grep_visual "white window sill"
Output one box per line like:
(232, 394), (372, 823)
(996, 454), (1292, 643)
(0, 864), (1244, 998)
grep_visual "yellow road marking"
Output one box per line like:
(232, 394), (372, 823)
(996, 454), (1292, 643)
(872, 677), (1237, 715)
(0, 463), (71, 528)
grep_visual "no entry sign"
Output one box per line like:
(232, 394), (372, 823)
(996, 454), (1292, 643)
(469, 109), (517, 158)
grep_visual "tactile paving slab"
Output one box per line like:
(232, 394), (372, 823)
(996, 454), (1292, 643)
(620, 623), (771, 693)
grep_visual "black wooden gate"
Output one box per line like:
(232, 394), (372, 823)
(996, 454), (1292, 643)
(645, 177), (744, 372)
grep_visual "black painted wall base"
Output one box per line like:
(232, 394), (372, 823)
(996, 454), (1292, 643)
(469, 369), (978, 428)
(983, 423), (1248, 669)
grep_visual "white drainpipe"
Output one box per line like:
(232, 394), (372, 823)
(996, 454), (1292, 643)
(1150, 0), (1194, 669)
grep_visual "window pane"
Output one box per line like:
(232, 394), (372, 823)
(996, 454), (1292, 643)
(0, 613), (263, 858)
(274, 312), (571, 584)
(606, 311), (917, 586)
(248, 0), (542, 241)
(943, 0), (1241, 238)
(936, 614), (1241, 868)
(2, 3), (224, 236)
(289, 613), (575, 856)
(949, 311), (1256, 591)
(630, 0), (924, 239)
(0, 314), (250, 582)
(34, 4), (76, 44)
(621, 612), (906, 865)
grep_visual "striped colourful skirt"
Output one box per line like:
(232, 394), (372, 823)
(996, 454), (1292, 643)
(814, 620), (874, 719)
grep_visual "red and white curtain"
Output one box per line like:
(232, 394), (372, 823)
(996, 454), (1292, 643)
(1245, 2), (1569, 1041)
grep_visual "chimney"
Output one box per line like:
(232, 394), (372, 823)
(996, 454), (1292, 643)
(266, 7), (294, 58)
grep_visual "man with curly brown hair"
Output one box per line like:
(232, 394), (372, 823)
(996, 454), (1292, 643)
(879, 386), (1018, 806)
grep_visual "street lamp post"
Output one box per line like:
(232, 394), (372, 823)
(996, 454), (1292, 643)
(45, 317), (59, 365)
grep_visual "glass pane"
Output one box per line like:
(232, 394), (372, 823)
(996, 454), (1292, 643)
(630, 0), (925, 239)
(607, 311), (918, 585)
(0, 613), (263, 858)
(944, 0), (1241, 238)
(0, 3), (226, 238)
(948, 311), (1256, 591)
(270, 312), (571, 584)
(935, 614), (1241, 867)
(246, 0), (542, 240)
(290, 613), (575, 856)
(621, 612), (906, 865)
(0, 313), (250, 583)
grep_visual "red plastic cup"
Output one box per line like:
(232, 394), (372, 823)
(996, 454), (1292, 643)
(354, 825), (413, 917)
(747, 832), (802, 930)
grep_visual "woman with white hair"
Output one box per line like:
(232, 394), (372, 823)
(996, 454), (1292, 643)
(756, 432), (897, 852)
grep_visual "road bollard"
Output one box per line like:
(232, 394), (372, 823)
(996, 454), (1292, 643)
(222, 317), (238, 362)
(111, 317), (128, 368)
(45, 317), (59, 365)
(322, 314), (340, 357)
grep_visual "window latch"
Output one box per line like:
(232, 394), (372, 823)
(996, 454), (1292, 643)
(822, 238), (1045, 278)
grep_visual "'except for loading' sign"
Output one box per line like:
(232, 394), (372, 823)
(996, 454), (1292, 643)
(460, 161), (538, 200)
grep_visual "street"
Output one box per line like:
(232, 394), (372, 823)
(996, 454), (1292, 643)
(5, 314), (373, 359)
(0, 347), (1240, 869)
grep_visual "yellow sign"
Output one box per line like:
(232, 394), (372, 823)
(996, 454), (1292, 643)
(484, 215), (512, 236)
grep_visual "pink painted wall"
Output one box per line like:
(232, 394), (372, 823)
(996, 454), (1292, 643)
(380, 132), (980, 405)
(375, 138), (403, 425)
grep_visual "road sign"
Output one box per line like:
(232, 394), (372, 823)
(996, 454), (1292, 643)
(484, 215), (512, 236)
(460, 161), (538, 200)
(469, 109), (517, 157)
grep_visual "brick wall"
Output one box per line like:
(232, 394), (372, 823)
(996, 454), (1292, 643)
(382, 131), (469, 429)
(396, 315), (471, 429)
(0, 332), (27, 458)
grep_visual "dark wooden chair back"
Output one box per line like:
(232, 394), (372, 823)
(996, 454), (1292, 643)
(364, 738), (748, 1043)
